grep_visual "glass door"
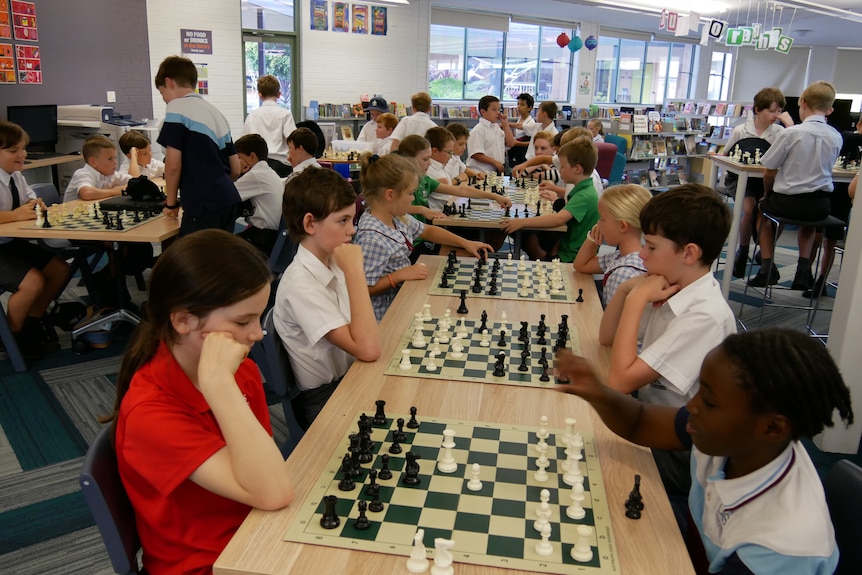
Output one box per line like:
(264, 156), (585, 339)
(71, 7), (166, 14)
(243, 34), (297, 121)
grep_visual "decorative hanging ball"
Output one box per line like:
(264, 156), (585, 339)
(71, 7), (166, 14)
(585, 35), (598, 50)
(568, 36), (584, 52)
(556, 32), (570, 48)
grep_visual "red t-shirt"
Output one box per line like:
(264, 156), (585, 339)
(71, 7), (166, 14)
(116, 341), (272, 575)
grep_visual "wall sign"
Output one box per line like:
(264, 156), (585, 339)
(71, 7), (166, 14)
(181, 29), (212, 55)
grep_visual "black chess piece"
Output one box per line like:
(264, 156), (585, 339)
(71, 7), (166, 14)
(338, 454), (356, 491)
(116, 214), (124, 231)
(358, 430), (373, 464)
(518, 350), (529, 372)
(373, 400), (387, 425)
(540, 347), (548, 364)
(368, 483), (384, 513)
(459, 204), (466, 217)
(354, 500), (371, 530)
(457, 290), (469, 314)
(513, 209), (519, 218)
(394, 418), (407, 443)
(378, 454), (393, 480)
(504, 205), (511, 218)
(439, 273), (449, 288)
(488, 283), (498, 296)
(523, 206), (529, 217)
(365, 468), (379, 496)
(538, 314), (546, 330)
(320, 495), (341, 529)
(41, 213), (52, 228)
(133, 209), (141, 223)
(480, 310), (488, 332)
(406, 406), (419, 429)
(576, 288), (584, 303)
(497, 329), (506, 347)
(402, 451), (422, 485)
(540, 365), (550, 382)
(471, 274), (483, 294)
(389, 436), (402, 454)
(519, 321), (529, 342)
(103, 212), (110, 226)
(467, 198), (472, 210)
(492, 353), (506, 377)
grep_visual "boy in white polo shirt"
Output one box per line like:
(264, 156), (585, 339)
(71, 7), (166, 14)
(273, 167), (380, 428)
(389, 92), (437, 152)
(555, 329), (852, 575)
(233, 134), (284, 255)
(285, 127), (321, 178)
(466, 95), (515, 174)
(242, 74), (296, 166)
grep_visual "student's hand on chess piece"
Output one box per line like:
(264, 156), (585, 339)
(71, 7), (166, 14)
(554, 349), (606, 404)
(511, 163), (527, 178)
(400, 262), (428, 282)
(539, 181), (564, 197)
(539, 190), (558, 202)
(463, 241), (493, 259)
(332, 243), (365, 276)
(494, 195), (513, 208)
(14, 199), (39, 221)
(198, 331), (249, 387)
(630, 274), (681, 307)
(474, 172), (486, 181)
(499, 218), (523, 234)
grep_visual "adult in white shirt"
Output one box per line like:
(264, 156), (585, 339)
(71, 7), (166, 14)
(242, 75), (296, 165)
(390, 92), (437, 152)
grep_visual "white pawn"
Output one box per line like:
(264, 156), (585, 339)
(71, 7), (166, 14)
(535, 415), (549, 452)
(412, 328), (427, 348)
(431, 538), (455, 575)
(423, 303), (432, 321)
(399, 349), (413, 371)
(506, 252), (514, 266)
(466, 463), (482, 491)
(430, 338), (441, 357)
(533, 498), (551, 532)
(456, 318), (468, 336)
(407, 528), (429, 573)
(571, 525), (594, 562)
(536, 489), (551, 517)
(425, 357), (438, 372)
(479, 328), (490, 347)
(534, 457), (549, 482)
(500, 310), (507, 323)
(443, 308), (452, 325)
(567, 482), (586, 520)
(535, 523), (554, 557)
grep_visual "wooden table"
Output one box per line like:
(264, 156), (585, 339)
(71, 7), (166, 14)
(708, 155), (858, 298)
(214, 255), (695, 575)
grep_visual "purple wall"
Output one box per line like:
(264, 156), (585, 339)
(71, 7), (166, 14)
(1, 0), (153, 120)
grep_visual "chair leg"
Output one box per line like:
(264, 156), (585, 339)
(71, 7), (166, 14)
(0, 309), (27, 372)
(134, 271), (146, 292)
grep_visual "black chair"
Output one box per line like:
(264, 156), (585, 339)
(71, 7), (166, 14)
(79, 425), (143, 575)
(268, 219), (297, 277)
(825, 459), (862, 575)
(249, 308), (305, 457)
(295, 120), (327, 158)
(265, 158), (293, 178)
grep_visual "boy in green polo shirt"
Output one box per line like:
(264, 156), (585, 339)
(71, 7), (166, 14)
(501, 137), (599, 261)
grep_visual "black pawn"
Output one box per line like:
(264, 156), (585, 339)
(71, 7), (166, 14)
(457, 290), (469, 314)
(354, 500), (371, 530)
(320, 495), (340, 529)
(467, 198), (472, 209)
(406, 406), (419, 429)
(576, 288), (584, 303)
(497, 329), (507, 347)
(389, 436), (402, 454)
(41, 213), (52, 228)
(394, 418), (407, 442)
(116, 214), (124, 231)
(368, 484), (384, 513)
(378, 454), (393, 480)
(518, 350), (529, 372)
(539, 364), (551, 382)
(365, 468), (379, 495)
(513, 208), (519, 218)
(373, 400), (387, 425)
(439, 273), (449, 288)
(504, 205), (511, 218)
(338, 454), (356, 491)
(133, 209), (141, 223)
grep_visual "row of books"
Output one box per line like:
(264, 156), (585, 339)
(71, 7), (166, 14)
(630, 135), (707, 160)
(665, 101), (754, 118)
(316, 101), (412, 119)
(625, 167), (690, 189)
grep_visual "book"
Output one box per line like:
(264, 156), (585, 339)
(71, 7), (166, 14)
(648, 111), (663, 133)
(632, 138), (654, 159)
(683, 101), (694, 114)
(684, 135), (697, 155)
(715, 103), (727, 115)
(648, 169), (660, 187)
(633, 115), (649, 134)
(678, 171), (689, 185)
(652, 138), (667, 156)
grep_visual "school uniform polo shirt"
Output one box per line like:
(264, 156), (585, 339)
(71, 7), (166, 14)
(242, 100), (297, 163)
(674, 410), (839, 575)
(234, 160), (284, 231)
(525, 123), (558, 160)
(273, 245), (354, 389)
(63, 163), (131, 203)
(426, 159), (454, 211)
(759, 115), (842, 196)
(116, 342), (270, 575)
(356, 120), (378, 144)
(390, 112), (437, 143)
(0, 169), (35, 244)
(467, 118), (506, 173)
(638, 272), (736, 407)
(557, 178), (599, 263)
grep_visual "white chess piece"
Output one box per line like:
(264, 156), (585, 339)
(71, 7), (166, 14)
(430, 538), (455, 575)
(506, 252), (514, 266)
(437, 429), (457, 473)
(450, 335), (464, 359)
(412, 328), (427, 348)
(466, 463), (482, 491)
(423, 303), (432, 321)
(535, 523), (554, 556)
(425, 357), (438, 372)
(399, 349), (413, 371)
(535, 415), (549, 452)
(536, 489), (551, 517)
(430, 338), (441, 357)
(567, 482), (586, 520)
(534, 457), (549, 482)
(407, 528), (429, 573)
(500, 310), (507, 323)
(564, 417), (577, 447)
(35, 204), (43, 226)
(571, 525), (594, 562)
(479, 328), (490, 347)
(563, 448), (583, 487)
(533, 498), (552, 532)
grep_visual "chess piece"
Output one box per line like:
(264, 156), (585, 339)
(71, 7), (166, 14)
(437, 429), (458, 473)
(338, 454), (355, 491)
(399, 349), (413, 371)
(354, 500), (371, 530)
(430, 538), (455, 575)
(368, 483), (384, 513)
(535, 416), (549, 452)
(425, 357), (438, 372)
(406, 406), (420, 428)
(35, 204), (43, 227)
(378, 454), (393, 480)
(466, 462), (482, 491)
(576, 288), (584, 303)
(439, 273), (449, 288)
(365, 468), (379, 495)
(402, 451), (422, 485)
(457, 290), (469, 314)
(625, 474), (645, 519)
(571, 525), (594, 562)
(567, 482), (587, 520)
(492, 353), (506, 377)
(423, 303), (432, 321)
(319, 495), (340, 529)
(535, 523), (553, 557)
(373, 400), (387, 425)
(497, 329), (507, 347)
(406, 529), (429, 573)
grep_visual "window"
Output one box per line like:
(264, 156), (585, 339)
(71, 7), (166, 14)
(429, 23), (577, 102)
(241, 1), (298, 119)
(241, 0), (295, 33)
(595, 36), (695, 104)
(708, 51), (733, 101)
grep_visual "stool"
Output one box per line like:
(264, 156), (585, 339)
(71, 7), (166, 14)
(737, 212), (845, 332)
(807, 239), (845, 342)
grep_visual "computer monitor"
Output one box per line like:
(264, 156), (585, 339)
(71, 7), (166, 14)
(782, 97), (854, 132)
(6, 104), (58, 153)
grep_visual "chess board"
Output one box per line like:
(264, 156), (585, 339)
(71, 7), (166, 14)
(442, 203), (545, 223)
(428, 257), (577, 303)
(283, 413), (620, 575)
(34, 207), (163, 232)
(383, 314), (580, 389)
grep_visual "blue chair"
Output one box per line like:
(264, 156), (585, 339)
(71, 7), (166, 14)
(604, 133), (628, 157)
(79, 425), (143, 575)
(249, 308), (305, 457)
(599, 137), (628, 186)
(825, 459), (862, 575)
(268, 219), (297, 277)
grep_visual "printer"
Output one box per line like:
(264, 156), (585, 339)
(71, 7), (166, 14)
(58, 105), (114, 127)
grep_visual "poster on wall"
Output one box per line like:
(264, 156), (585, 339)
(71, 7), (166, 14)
(15, 44), (40, 83)
(311, 0), (328, 31)
(195, 63), (208, 95)
(11, 0), (36, 42)
(0, 0), (11, 39)
(332, 3), (349, 32)
(181, 29), (213, 55)
(352, 4), (367, 33)
(371, 5), (387, 36)
(0, 42), (15, 83)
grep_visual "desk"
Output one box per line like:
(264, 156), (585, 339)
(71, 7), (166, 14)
(708, 156), (858, 299)
(214, 255), (695, 575)
(21, 154), (83, 190)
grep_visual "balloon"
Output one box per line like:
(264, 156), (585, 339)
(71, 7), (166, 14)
(585, 35), (598, 50)
(556, 32), (570, 48)
(568, 36), (583, 52)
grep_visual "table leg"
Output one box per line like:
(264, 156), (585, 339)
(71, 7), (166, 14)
(720, 173), (748, 298)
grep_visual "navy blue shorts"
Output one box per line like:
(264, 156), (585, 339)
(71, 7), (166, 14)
(0, 239), (56, 291)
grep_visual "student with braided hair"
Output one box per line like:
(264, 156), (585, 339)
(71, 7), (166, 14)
(555, 329), (854, 575)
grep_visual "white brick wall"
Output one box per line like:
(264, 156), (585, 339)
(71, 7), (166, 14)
(146, 0), (245, 135)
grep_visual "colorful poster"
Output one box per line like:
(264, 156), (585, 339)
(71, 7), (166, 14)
(371, 5), (387, 36)
(333, 2), (349, 32)
(0, 0), (11, 39)
(352, 4), (367, 34)
(195, 63), (208, 95)
(0, 42), (15, 83)
(11, 0), (36, 42)
(311, 0), (328, 31)
(15, 43), (39, 83)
